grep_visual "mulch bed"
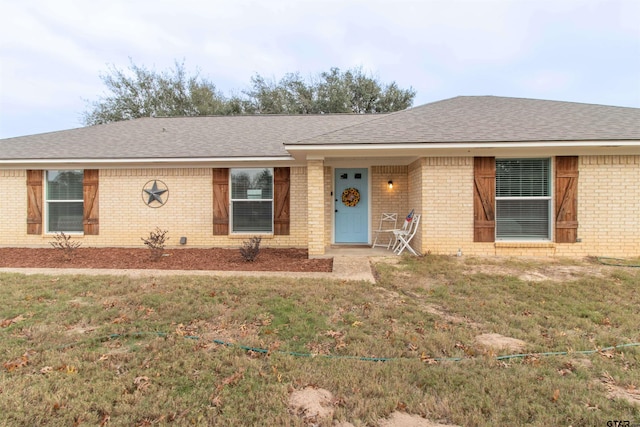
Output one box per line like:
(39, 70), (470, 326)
(0, 247), (333, 272)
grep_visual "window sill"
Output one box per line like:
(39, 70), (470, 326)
(495, 242), (555, 249)
(228, 234), (275, 240)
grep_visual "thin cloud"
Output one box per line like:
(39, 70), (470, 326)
(0, 0), (638, 138)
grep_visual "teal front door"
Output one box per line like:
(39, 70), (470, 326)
(334, 168), (368, 243)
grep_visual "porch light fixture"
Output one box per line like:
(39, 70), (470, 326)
(387, 180), (393, 189)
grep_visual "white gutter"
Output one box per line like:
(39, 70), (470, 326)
(284, 140), (640, 151)
(0, 156), (294, 164)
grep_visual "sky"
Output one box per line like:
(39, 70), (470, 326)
(0, 0), (639, 139)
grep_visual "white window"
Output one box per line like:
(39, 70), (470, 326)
(46, 170), (84, 233)
(230, 168), (273, 233)
(496, 159), (551, 240)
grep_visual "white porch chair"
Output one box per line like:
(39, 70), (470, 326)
(372, 212), (398, 248)
(393, 213), (421, 255)
(390, 210), (415, 252)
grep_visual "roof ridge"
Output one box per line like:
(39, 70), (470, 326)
(290, 111), (395, 144)
(152, 112), (382, 119)
(286, 97), (473, 144)
(451, 95), (640, 110)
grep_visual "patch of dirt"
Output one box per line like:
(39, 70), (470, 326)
(572, 358), (593, 370)
(0, 247), (332, 272)
(378, 412), (460, 427)
(423, 304), (483, 329)
(474, 333), (527, 353)
(601, 373), (640, 407)
(288, 386), (334, 422)
(288, 388), (460, 427)
(463, 259), (607, 282)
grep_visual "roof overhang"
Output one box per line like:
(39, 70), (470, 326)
(284, 140), (640, 161)
(2, 141), (638, 169)
(0, 156), (299, 169)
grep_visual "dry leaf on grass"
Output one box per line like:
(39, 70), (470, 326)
(111, 315), (128, 324)
(3, 351), (34, 372)
(420, 352), (439, 364)
(216, 369), (245, 392)
(56, 365), (78, 374)
(1, 315), (25, 328)
(99, 413), (111, 426)
(134, 376), (151, 391)
(599, 349), (615, 359)
(210, 394), (223, 407)
(325, 330), (344, 338)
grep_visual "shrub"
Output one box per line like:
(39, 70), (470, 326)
(141, 227), (169, 261)
(49, 232), (82, 261)
(240, 236), (261, 262)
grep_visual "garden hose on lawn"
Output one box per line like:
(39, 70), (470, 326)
(55, 331), (640, 363)
(596, 257), (640, 268)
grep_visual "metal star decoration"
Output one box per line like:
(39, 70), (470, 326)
(142, 180), (168, 207)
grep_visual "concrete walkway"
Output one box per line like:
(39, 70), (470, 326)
(0, 247), (397, 283)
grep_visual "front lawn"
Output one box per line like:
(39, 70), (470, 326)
(1, 255), (638, 426)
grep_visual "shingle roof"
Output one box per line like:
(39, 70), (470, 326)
(0, 114), (378, 160)
(2, 96), (638, 161)
(290, 96), (640, 145)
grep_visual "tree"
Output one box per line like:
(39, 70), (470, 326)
(83, 60), (231, 125)
(243, 73), (316, 114)
(83, 62), (416, 125)
(244, 67), (416, 114)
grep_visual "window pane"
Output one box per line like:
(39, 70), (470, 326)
(496, 159), (549, 197)
(496, 200), (549, 239)
(48, 202), (83, 232)
(232, 201), (273, 233)
(231, 168), (273, 200)
(47, 170), (83, 200)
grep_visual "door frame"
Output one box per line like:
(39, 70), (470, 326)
(332, 167), (371, 244)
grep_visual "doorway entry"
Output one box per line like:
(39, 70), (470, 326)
(334, 168), (368, 243)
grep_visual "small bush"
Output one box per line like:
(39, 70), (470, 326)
(49, 232), (82, 261)
(240, 236), (261, 262)
(141, 227), (169, 261)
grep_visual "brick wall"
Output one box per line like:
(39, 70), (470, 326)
(421, 157), (479, 255)
(0, 170), (32, 245)
(2, 156), (638, 257)
(323, 167), (333, 248)
(307, 160), (325, 255)
(555, 155), (640, 257)
(408, 159), (425, 253)
(370, 166), (409, 247)
(0, 167), (309, 249)
(413, 155), (639, 257)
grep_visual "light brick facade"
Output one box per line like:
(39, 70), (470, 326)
(1, 155), (638, 257)
(0, 170), (27, 245)
(307, 160), (325, 255)
(370, 166), (409, 248)
(397, 155), (639, 257)
(407, 159), (425, 253)
(0, 167), (309, 249)
(557, 155), (640, 257)
(421, 157), (479, 256)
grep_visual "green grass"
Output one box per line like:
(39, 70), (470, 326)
(1, 255), (639, 426)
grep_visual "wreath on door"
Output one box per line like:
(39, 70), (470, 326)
(341, 187), (360, 207)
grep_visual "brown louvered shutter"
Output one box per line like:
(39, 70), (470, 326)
(555, 156), (579, 243)
(26, 170), (43, 235)
(83, 169), (99, 235)
(273, 167), (290, 235)
(474, 157), (496, 242)
(213, 168), (229, 235)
